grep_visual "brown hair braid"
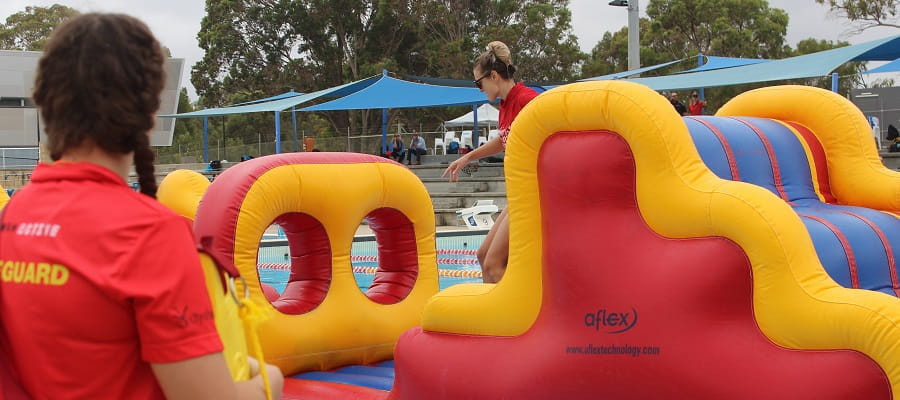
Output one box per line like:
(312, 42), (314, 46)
(32, 13), (165, 197)
(473, 41), (517, 80)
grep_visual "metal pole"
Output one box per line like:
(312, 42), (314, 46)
(292, 107), (299, 152)
(698, 53), (706, 114)
(627, 0), (641, 71)
(473, 104), (479, 147)
(381, 108), (388, 155)
(831, 72), (839, 92)
(274, 110), (282, 154)
(202, 116), (209, 162)
(221, 117), (226, 161)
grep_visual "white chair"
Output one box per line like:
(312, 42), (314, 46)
(477, 136), (488, 147)
(434, 136), (445, 155)
(444, 130), (458, 143)
(460, 130), (473, 149)
(456, 200), (500, 229)
(488, 129), (500, 141)
(435, 131), (458, 155)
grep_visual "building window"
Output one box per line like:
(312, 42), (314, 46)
(0, 98), (33, 108)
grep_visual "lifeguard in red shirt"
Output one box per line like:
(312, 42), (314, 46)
(688, 90), (706, 116)
(0, 13), (282, 400)
(442, 41), (540, 283)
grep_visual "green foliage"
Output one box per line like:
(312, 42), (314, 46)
(644, 0), (790, 59)
(788, 38), (864, 97)
(192, 0), (586, 145)
(582, 19), (672, 78)
(584, 0), (791, 82)
(814, 0), (900, 32)
(0, 4), (78, 50)
(476, 0), (586, 81)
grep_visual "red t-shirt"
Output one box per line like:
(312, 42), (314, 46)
(0, 162), (222, 399)
(498, 82), (540, 148)
(688, 100), (705, 116)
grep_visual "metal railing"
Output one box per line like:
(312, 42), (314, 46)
(153, 130), (479, 164)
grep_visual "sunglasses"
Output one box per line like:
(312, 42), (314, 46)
(473, 71), (492, 89)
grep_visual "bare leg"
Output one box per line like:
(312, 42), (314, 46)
(476, 207), (506, 265)
(478, 208), (510, 283)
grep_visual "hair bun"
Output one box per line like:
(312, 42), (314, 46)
(486, 41), (513, 67)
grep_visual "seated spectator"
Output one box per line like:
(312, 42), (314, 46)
(447, 140), (460, 154)
(407, 132), (426, 165)
(888, 124), (900, 153)
(206, 159), (222, 172)
(389, 133), (405, 162)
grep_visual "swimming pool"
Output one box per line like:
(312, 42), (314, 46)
(257, 232), (486, 292)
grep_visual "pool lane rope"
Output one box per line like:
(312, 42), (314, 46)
(257, 263), (483, 279)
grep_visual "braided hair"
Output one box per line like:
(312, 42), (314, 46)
(33, 13), (165, 198)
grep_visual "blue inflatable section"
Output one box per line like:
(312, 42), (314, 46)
(293, 362), (396, 391)
(687, 116), (900, 297)
(336, 365), (395, 379)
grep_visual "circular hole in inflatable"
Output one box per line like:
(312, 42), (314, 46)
(258, 212), (331, 315)
(356, 207), (418, 305)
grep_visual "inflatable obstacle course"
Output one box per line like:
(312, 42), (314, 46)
(160, 82), (900, 399)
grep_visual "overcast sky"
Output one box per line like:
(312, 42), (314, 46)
(2, 0), (898, 99)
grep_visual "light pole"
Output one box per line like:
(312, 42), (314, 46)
(608, 0), (640, 71)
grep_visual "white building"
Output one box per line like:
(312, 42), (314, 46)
(0, 50), (183, 166)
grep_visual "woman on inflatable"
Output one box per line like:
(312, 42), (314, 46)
(442, 41), (539, 283)
(0, 13), (282, 399)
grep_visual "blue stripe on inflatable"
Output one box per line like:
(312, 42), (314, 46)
(798, 204), (892, 292)
(293, 371), (394, 391)
(377, 360), (395, 368)
(799, 214), (854, 288)
(805, 202), (899, 294)
(704, 117), (780, 197)
(336, 365), (395, 379)
(739, 118), (818, 202)
(685, 118), (734, 180)
(686, 117), (900, 298)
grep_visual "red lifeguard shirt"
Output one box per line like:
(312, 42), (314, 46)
(688, 100), (705, 116)
(498, 82), (540, 148)
(0, 162), (223, 399)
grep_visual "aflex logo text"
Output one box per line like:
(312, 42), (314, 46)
(584, 307), (638, 334)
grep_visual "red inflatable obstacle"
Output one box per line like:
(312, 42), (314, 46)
(389, 131), (889, 399)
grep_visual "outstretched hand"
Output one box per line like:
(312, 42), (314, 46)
(442, 156), (469, 182)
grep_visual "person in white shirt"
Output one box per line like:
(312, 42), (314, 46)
(406, 132), (426, 165)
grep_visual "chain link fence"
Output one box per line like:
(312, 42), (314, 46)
(154, 130), (456, 164)
(0, 148), (39, 192)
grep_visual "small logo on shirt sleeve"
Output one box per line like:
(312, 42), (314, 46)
(171, 306), (215, 328)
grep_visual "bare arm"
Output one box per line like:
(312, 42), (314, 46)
(442, 135), (504, 182)
(152, 353), (283, 400)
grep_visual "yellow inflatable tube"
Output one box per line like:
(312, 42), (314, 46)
(192, 153), (438, 375)
(158, 169), (251, 381)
